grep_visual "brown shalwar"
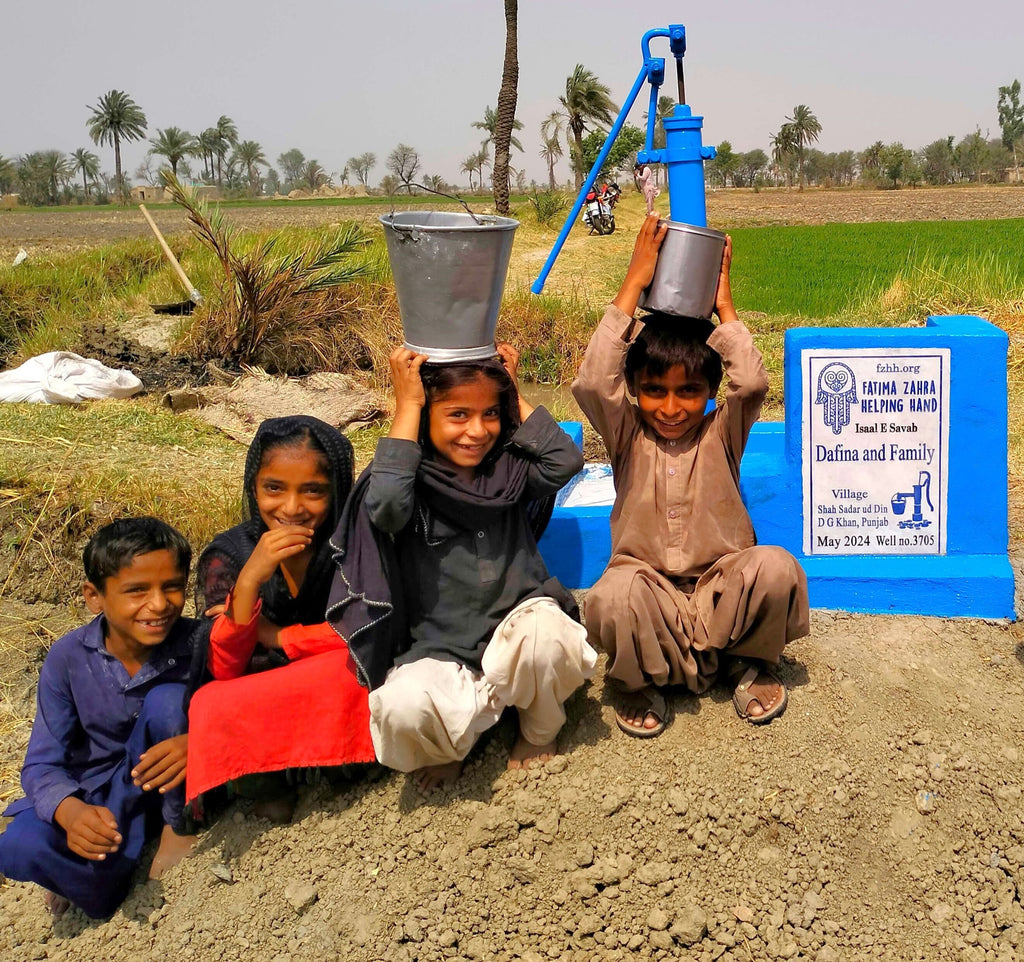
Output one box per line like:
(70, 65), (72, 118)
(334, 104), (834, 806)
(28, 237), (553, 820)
(571, 305), (809, 693)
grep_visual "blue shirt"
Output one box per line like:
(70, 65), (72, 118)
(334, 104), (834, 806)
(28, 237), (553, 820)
(4, 615), (197, 824)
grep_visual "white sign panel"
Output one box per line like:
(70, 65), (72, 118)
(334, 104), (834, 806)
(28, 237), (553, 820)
(802, 348), (950, 555)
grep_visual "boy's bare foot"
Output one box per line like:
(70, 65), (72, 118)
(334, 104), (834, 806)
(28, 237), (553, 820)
(613, 687), (669, 738)
(411, 761), (462, 794)
(508, 734), (557, 770)
(43, 889), (71, 917)
(148, 824), (198, 879)
(253, 791), (297, 824)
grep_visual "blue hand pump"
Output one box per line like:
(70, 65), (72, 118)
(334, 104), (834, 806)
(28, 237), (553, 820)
(531, 24), (717, 295)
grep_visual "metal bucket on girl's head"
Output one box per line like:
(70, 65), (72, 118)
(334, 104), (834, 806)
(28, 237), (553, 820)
(638, 220), (727, 320)
(380, 211), (520, 362)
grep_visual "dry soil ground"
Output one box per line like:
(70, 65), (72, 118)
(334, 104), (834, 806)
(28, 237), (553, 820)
(1, 187), (1023, 962)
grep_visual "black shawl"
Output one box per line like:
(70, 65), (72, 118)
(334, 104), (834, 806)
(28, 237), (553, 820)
(326, 445), (562, 691)
(187, 415), (354, 699)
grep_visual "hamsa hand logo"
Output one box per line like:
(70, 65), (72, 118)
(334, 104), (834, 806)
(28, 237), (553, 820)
(815, 362), (858, 435)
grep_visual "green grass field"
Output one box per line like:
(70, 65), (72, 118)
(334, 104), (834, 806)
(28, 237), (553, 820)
(730, 218), (1024, 318)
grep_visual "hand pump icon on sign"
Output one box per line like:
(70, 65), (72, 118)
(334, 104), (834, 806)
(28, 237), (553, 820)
(891, 472), (934, 529)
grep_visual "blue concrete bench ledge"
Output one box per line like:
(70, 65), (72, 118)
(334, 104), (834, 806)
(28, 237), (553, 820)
(540, 315), (1015, 620)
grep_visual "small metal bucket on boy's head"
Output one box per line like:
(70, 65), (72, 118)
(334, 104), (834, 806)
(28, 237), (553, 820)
(380, 211), (520, 362)
(638, 220), (726, 320)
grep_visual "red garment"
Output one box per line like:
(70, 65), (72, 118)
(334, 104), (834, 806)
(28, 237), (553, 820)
(186, 601), (374, 802)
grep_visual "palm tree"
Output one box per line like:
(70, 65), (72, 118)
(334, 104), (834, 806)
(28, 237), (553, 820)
(0, 154), (15, 194)
(473, 105), (523, 153)
(232, 140), (268, 196)
(191, 129), (220, 181)
(560, 65), (618, 188)
(489, 0), (520, 214)
(148, 127), (193, 178)
(302, 159), (328, 192)
(786, 105), (822, 187)
(539, 110), (566, 188)
(71, 148), (100, 199)
(461, 155), (478, 191)
(771, 124), (799, 186)
(213, 116), (238, 186)
(86, 89), (147, 202)
(473, 146), (490, 192)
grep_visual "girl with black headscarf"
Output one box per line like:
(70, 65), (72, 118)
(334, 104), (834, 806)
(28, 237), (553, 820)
(186, 416), (374, 820)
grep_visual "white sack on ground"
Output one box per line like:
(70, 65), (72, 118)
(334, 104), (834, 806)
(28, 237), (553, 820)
(0, 351), (143, 404)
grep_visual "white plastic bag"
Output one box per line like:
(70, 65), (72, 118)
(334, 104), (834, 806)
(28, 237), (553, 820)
(0, 351), (143, 404)
(556, 463), (617, 508)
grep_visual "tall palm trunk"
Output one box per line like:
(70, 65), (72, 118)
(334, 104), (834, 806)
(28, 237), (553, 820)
(547, 157), (556, 190)
(114, 132), (123, 204)
(572, 125), (584, 190)
(492, 0), (518, 214)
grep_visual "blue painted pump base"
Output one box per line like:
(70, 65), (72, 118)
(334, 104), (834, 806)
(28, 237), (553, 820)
(539, 315), (1015, 620)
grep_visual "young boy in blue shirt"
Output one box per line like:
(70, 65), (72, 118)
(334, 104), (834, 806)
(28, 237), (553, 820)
(0, 517), (198, 918)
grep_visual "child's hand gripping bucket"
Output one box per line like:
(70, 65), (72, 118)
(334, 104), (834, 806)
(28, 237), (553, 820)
(638, 220), (726, 320)
(380, 211), (520, 361)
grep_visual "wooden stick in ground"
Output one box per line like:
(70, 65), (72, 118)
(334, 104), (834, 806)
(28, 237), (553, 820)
(139, 204), (203, 305)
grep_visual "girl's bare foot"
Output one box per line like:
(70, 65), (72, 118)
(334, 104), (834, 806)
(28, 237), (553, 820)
(43, 889), (71, 917)
(508, 735), (557, 770)
(148, 824), (198, 879)
(411, 760), (462, 793)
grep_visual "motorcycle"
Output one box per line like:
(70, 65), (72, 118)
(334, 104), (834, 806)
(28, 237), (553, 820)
(582, 182), (620, 235)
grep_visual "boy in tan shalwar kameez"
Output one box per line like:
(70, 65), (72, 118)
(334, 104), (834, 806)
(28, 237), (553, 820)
(572, 214), (809, 735)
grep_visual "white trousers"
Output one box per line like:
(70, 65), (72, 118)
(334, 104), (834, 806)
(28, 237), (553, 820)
(369, 597), (597, 771)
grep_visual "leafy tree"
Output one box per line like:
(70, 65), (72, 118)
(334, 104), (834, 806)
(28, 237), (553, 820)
(920, 137), (956, 185)
(560, 65), (618, 189)
(264, 167), (281, 195)
(879, 142), (912, 188)
(736, 148), (768, 188)
(708, 140), (740, 187)
(346, 152), (376, 188)
(998, 79), (1023, 169)
(578, 124), (644, 182)
(490, 0), (520, 214)
(956, 130), (989, 183)
(71, 148), (100, 198)
(277, 149), (306, 190)
(386, 143), (421, 193)
(379, 174), (400, 196)
(86, 89), (147, 202)
(232, 140), (267, 196)
(786, 104), (822, 187)
(148, 127), (193, 178)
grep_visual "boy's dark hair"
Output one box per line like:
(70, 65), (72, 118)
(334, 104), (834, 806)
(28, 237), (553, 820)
(83, 517), (192, 590)
(625, 311), (723, 394)
(418, 358), (521, 460)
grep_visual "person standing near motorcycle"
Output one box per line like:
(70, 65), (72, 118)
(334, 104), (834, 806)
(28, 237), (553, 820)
(634, 162), (660, 215)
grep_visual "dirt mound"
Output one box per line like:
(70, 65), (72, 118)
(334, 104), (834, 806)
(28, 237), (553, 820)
(2, 605), (1024, 961)
(79, 325), (210, 395)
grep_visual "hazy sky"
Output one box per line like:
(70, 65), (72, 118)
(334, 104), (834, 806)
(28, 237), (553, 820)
(4, 0), (1022, 187)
